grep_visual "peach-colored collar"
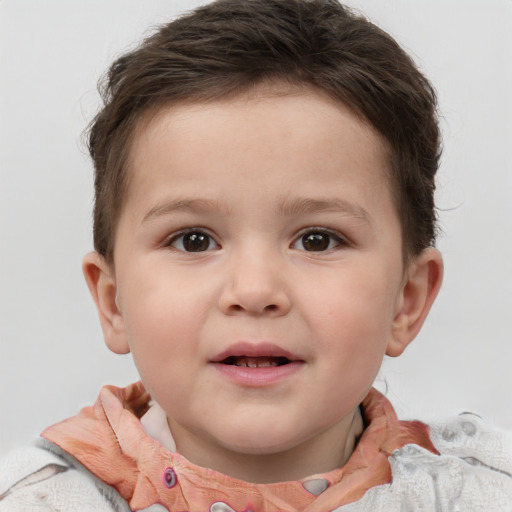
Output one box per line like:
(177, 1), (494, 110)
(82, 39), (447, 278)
(42, 382), (438, 511)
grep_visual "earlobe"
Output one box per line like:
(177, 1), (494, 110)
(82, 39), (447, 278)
(386, 248), (444, 357)
(82, 252), (130, 355)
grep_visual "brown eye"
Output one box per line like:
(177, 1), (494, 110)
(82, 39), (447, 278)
(183, 233), (209, 252)
(292, 230), (344, 252)
(301, 233), (330, 251)
(170, 231), (219, 252)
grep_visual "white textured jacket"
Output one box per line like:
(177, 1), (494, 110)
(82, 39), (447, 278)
(1, 384), (511, 512)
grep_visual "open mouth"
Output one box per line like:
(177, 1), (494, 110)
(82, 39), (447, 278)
(212, 345), (302, 385)
(221, 356), (291, 368)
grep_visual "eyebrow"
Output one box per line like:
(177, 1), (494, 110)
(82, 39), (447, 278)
(142, 198), (232, 223)
(142, 196), (372, 225)
(276, 196), (373, 224)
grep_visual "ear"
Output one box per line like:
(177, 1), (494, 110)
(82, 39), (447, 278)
(82, 252), (130, 355)
(386, 248), (443, 357)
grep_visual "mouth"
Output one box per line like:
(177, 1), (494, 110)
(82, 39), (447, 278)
(210, 342), (304, 385)
(211, 353), (303, 386)
(220, 356), (292, 368)
(211, 342), (301, 366)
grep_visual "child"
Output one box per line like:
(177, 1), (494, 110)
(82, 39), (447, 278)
(1, 0), (511, 510)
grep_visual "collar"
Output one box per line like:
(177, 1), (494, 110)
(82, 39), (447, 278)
(139, 396), (364, 470)
(42, 382), (438, 511)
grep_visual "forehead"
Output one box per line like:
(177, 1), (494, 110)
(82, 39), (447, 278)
(124, 89), (393, 222)
(125, 86), (392, 204)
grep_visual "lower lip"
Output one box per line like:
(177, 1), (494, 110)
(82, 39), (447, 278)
(211, 361), (304, 387)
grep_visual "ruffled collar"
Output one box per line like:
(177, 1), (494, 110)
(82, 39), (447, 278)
(42, 382), (438, 511)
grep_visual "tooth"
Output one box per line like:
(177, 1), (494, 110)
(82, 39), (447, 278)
(232, 357), (281, 368)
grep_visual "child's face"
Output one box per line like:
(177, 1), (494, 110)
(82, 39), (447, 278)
(86, 86), (440, 478)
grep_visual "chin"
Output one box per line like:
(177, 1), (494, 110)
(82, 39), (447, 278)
(216, 426), (305, 456)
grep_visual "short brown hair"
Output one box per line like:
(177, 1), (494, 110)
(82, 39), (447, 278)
(88, 0), (441, 263)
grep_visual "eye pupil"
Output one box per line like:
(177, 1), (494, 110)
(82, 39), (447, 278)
(302, 233), (329, 251)
(183, 232), (210, 252)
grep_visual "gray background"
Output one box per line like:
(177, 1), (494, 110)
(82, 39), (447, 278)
(1, 0), (511, 455)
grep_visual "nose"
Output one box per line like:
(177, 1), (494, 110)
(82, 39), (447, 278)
(218, 251), (291, 317)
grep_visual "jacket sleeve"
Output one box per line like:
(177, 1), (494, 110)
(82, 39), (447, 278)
(0, 439), (131, 512)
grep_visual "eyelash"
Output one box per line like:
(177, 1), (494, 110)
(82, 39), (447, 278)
(291, 228), (348, 252)
(164, 227), (348, 254)
(164, 228), (220, 253)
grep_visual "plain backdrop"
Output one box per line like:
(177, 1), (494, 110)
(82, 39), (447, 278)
(1, 0), (511, 456)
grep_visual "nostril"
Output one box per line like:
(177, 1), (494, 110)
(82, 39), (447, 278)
(228, 303), (278, 313)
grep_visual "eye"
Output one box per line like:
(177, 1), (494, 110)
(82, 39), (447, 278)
(168, 230), (219, 252)
(292, 229), (345, 252)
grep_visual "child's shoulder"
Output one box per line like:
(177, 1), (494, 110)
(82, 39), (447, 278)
(428, 411), (512, 469)
(345, 413), (512, 512)
(0, 439), (130, 512)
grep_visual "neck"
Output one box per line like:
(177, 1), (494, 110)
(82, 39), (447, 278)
(168, 408), (364, 484)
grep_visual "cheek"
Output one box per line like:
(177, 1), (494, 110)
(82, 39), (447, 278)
(124, 293), (204, 413)
(121, 260), (215, 334)
(305, 265), (400, 352)
(120, 266), (223, 386)
(313, 285), (393, 406)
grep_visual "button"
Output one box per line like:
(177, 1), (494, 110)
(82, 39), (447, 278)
(441, 428), (456, 441)
(163, 467), (177, 488)
(302, 478), (330, 495)
(210, 502), (237, 512)
(461, 421), (477, 436)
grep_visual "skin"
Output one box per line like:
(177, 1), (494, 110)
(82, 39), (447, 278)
(84, 86), (443, 483)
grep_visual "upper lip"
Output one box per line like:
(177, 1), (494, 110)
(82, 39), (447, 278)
(210, 342), (302, 363)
